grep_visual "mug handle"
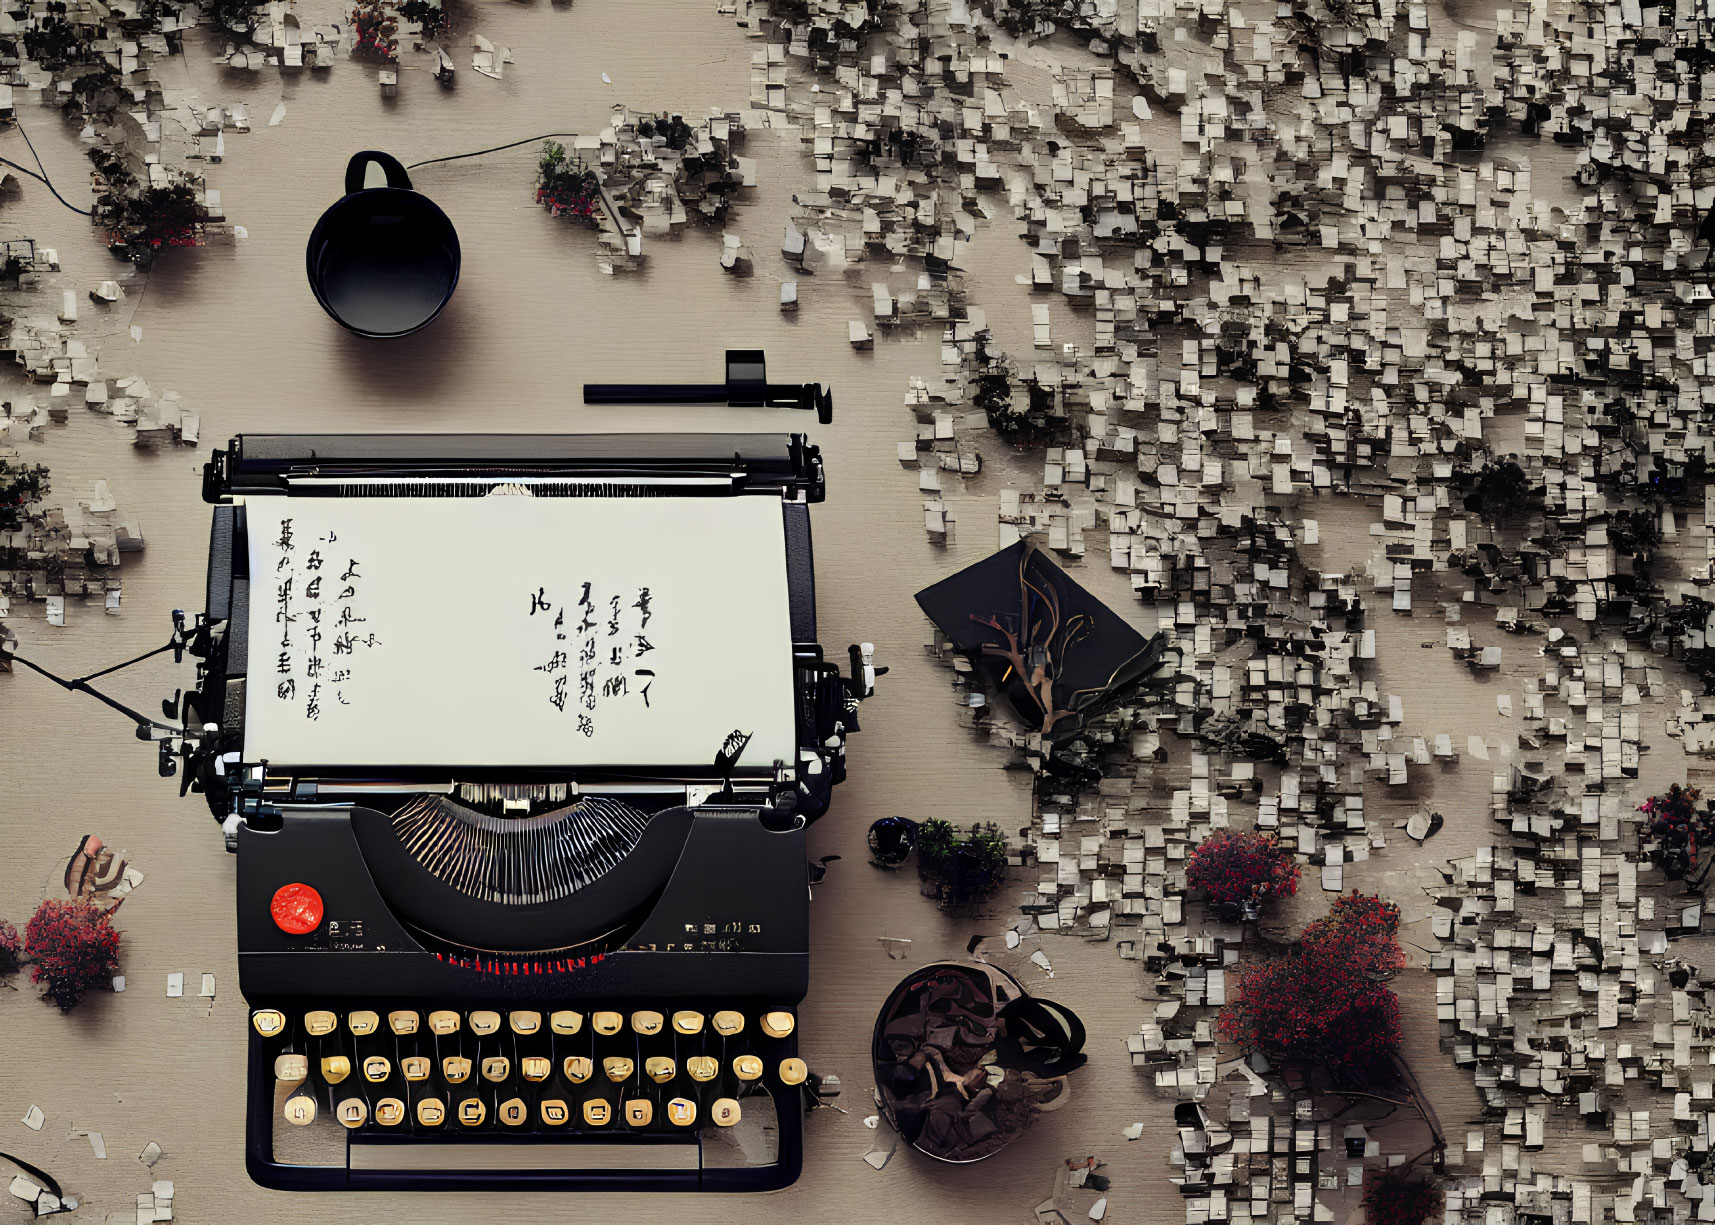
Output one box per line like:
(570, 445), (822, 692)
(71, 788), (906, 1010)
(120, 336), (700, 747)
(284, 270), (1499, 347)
(345, 150), (413, 195)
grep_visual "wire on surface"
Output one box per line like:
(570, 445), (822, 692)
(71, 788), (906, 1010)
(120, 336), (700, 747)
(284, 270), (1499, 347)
(406, 132), (579, 171)
(9, 122), (93, 217)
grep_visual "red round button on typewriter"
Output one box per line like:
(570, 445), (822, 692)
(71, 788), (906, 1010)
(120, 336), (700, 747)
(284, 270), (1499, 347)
(271, 883), (324, 935)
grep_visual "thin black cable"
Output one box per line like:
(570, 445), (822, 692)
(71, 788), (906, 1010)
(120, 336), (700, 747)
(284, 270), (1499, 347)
(4, 641), (183, 734)
(11, 120), (93, 216)
(406, 132), (579, 171)
(75, 639), (178, 684)
(0, 157), (49, 186)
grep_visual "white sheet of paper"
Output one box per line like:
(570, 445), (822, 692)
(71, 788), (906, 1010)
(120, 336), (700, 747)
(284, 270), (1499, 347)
(243, 497), (796, 770)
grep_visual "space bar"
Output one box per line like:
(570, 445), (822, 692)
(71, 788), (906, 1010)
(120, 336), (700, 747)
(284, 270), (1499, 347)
(349, 1141), (701, 1171)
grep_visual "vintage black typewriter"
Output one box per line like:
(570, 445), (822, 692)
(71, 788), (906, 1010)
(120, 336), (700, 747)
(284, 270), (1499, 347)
(165, 419), (880, 1192)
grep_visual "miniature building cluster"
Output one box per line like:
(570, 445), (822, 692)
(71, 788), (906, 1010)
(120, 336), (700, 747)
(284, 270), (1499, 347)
(741, 0), (1715, 1214)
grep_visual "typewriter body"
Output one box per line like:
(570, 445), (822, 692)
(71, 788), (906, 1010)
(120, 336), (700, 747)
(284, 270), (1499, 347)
(181, 432), (874, 1192)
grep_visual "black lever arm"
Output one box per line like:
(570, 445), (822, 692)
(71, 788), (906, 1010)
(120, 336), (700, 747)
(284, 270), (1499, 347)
(583, 349), (834, 424)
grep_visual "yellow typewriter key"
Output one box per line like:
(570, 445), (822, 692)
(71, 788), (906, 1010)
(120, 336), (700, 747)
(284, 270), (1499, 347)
(304, 1010), (337, 1037)
(336, 1098), (368, 1129)
(592, 1011), (623, 1036)
(603, 1056), (634, 1082)
(624, 1099), (653, 1127)
(645, 1057), (676, 1084)
(274, 1054), (308, 1085)
(778, 1058), (808, 1086)
(442, 1056), (473, 1084)
(498, 1098), (528, 1127)
(582, 1099), (611, 1126)
(388, 1010), (419, 1036)
(550, 1010), (583, 1035)
(733, 1055), (764, 1082)
(710, 1098), (742, 1127)
(672, 1010), (705, 1036)
(761, 1011), (796, 1039)
(457, 1098), (486, 1127)
(540, 1099), (570, 1126)
(401, 1056), (431, 1082)
(321, 1055), (352, 1084)
(252, 1009), (285, 1037)
(428, 1010), (461, 1036)
(416, 1098), (446, 1126)
(687, 1056), (719, 1082)
(283, 1092), (317, 1126)
(374, 1099), (405, 1127)
(666, 1097), (697, 1127)
(712, 1010), (745, 1037)
(362, 1056), (391, 1083)
(347, 1010), (380, 1036)
(563, 1056), (593, 1084)
(630, 1010), (664, 1036)
(509, 1011), (542, 1035)
(469, 1011), (501, 1036)
(481, 1056), (511, 1083)
(521, 1057), (551, 1083)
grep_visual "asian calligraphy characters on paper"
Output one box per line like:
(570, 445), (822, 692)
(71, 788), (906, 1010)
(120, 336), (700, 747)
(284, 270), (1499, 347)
(271, 515), (380, 722)
(529, 582), (657, 736)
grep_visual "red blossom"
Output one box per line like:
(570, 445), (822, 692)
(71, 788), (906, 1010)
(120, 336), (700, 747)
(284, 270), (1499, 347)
(1218, 891), (1404, 1075)
(1364, 1171), (1444, 1225)
(1186, 829), (1300, 908)
(25, 899), (121, 1012)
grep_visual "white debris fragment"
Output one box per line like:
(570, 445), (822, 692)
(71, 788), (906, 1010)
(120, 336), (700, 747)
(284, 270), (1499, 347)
(20, 1105), (44, 1131)
(8, 1175), (40, 1203)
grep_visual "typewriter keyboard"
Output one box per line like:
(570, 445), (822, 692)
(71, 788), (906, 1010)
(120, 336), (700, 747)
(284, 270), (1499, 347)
(246, 1004), (805, 1190)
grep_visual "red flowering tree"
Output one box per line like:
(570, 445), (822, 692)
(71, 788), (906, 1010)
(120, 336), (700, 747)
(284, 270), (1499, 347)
(1219, 892), (1404, 1076)
(25, 900), (121, 1012)
(1640, 784), (1700, 825)
(1363, 1171), (1443, 1225)
(535, 142), (603, 224)
(1187, 830), (1300, 912)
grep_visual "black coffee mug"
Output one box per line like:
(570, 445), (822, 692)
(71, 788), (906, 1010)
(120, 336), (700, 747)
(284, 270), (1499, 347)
(306, 151), (461, 338)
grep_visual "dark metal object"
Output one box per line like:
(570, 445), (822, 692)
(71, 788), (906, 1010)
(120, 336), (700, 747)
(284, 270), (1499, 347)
(584, 350), (834, 424)
(868, 816), (918, 866)
(306, 151), (461, 338)
(871, 962), (1087, 1164)
(200, 431), (826, 503)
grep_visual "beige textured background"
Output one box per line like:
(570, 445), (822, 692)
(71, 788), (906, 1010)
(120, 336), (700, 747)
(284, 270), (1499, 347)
(0, 0), (1679, 1220)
